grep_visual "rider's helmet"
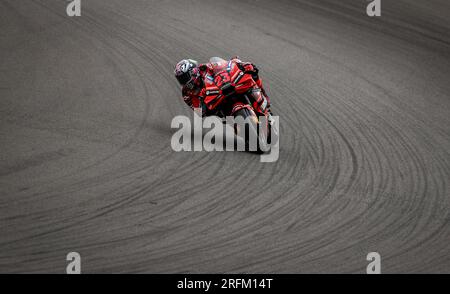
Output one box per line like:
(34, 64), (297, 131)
(174, 59), (199, 88)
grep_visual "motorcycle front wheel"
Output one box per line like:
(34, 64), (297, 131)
(233, 108), (271, 153)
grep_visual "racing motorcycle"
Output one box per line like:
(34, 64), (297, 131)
(201, 57), (278, 152)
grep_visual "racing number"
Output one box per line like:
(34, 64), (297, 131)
(215, 72), (230, 87)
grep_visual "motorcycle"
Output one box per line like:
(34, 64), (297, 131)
(201, 57), (277, 153)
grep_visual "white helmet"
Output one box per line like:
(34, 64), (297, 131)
(174, 59), (198, 86)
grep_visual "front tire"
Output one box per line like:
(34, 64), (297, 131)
(234, 108), (271, 153)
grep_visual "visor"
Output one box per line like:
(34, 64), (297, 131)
(176, 71), (191, 85)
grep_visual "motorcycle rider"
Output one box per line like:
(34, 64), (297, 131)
(174, 57), (270, 117)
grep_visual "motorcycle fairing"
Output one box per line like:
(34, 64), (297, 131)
(203, 59), (257, 111)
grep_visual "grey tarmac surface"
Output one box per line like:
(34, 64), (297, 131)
(0, 0), (449, 273)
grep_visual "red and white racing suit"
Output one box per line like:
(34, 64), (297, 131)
(181, 57), (270, 117)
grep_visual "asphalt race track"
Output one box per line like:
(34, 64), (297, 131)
(1, 0), (449, 273)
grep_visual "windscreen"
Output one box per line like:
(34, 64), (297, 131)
(209, 57), (228, 74)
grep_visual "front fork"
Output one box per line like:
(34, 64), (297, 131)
(247, 87), (269, 113)
(245, 87), (274, 126)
